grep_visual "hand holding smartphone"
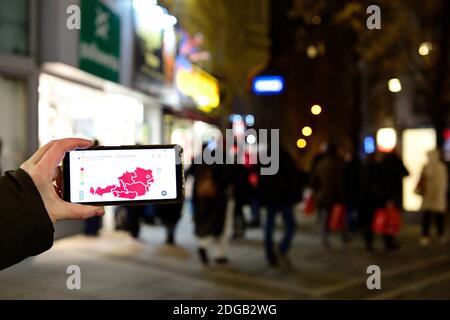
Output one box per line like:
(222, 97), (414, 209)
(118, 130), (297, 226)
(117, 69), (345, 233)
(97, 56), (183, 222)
(62, 145), (184, 206)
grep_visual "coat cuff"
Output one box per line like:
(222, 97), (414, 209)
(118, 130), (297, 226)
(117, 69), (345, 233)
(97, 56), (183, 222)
(8, 169), (55, 254)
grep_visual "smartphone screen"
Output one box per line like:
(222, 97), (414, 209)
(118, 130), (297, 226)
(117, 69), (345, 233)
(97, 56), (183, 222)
(63, 145), (183, 205)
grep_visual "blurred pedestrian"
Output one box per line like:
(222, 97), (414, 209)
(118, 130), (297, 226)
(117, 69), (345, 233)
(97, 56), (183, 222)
(417, 150), (448, 245)
(259, 148), (298, 267)
(359, 153), (383, 252)
(231, 148), (262, 236)
(125, 204), (146, 239)
(231, 160), (251, 238)
(186, 143), (232, 265)
(85, 139), (103, 236)
(156, 202), (183, 245)
(344, 151), (361, 234)
(379, 151), (409, 250)
(247, 162), (261, 227)
(310, 143), (345, 247)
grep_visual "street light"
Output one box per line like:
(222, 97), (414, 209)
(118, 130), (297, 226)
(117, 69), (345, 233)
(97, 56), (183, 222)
(376, 128), (397, 152)
(311, 104), (322, 115)
(418, 42), (432, 56)
(312, 15), (321, 25)
(246, 134), (256, 144)
(297, 138), (307, 149)
(302, 126), (312, 137)
(245, 114), (255, 127)
(307, 45), (318, 59)
(388, 78), (402, 93)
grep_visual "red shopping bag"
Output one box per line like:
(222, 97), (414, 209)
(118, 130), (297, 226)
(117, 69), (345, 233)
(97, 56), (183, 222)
(385, 207), (402, 236)
(303, 193), (315, 215)
(372, 209), (387, 234)
(328, 204), (346, 231)
(372, 207), (402, 235)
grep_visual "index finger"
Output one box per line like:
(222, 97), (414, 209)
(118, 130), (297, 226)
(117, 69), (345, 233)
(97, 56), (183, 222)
(38, 138), (93, 171)
(28, 140), (58, 165)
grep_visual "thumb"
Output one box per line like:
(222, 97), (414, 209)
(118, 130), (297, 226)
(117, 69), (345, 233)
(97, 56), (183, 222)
(53, 200), (105, 221)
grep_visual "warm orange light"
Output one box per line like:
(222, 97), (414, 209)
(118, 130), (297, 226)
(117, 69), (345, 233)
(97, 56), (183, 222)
(176, 65), (220, 112)
(311, 104), (322, 115)
(297, 138), (307, 149)
(302, 126), (312, 136)
(418, 42), (432, 56)
(388, 78), (402, 93)
(307, 45), (318, 58)
(377, 128), (397, 152)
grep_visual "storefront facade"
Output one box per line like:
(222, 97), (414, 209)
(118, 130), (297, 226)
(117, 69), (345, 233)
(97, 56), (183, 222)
(0, 0), (39, 174)
(39, 0), (165, 236)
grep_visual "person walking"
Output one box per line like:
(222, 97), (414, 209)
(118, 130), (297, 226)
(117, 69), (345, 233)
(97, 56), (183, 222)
(259, 148), (298, 267)
(418, 150), (448, 245)
(156, 202), (183, 245)
(344, 151), (361, 235)
(379, 151), (409, 250)
(124, 204), (146, 239)
(359, 153), (383, 252)
(310, 144), (345, 247)
(186, 143), (232, 265)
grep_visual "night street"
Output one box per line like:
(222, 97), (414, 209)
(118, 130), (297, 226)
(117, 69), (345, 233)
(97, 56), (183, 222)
(1, 208), (449, 300)
(1, 0), (450, 306)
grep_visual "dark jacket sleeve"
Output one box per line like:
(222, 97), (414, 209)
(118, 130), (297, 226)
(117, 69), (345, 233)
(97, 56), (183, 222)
(0, 169), (54, 270)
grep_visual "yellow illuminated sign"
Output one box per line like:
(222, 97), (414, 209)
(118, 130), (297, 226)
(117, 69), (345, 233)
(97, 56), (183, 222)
(176, 65), (220, 113)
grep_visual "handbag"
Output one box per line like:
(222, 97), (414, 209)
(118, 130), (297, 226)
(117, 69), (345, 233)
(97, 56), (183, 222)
(372, 207), (402, 236)
(385, 206), (402, 236)
(328, 204), (346, 231)
(372, 209), (387, 234)
(303, 192), (315, 215)
(414, 168), (426, 196)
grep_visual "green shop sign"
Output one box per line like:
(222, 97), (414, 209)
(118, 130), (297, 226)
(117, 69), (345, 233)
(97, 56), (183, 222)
(79, 0), (120, 82)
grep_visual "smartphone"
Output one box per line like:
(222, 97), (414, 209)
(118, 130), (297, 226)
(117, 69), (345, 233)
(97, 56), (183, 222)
(62, 145), (184, 206)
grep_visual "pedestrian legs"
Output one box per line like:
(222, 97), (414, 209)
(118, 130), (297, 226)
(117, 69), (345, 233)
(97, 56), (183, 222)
(318, 209), (330, 246)
(264, 207), (277, 265)
(279, 205), (295, 256)
(422, 211), (432, 238)
(435, 213), (446, 238)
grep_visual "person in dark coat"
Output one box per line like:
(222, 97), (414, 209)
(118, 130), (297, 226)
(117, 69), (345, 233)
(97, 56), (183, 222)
(0, 138), (104, 270)
(259, 148), (298, 267)
(156, 202), (183, 245)
(310, 144), (346, 247)
(124, 204), (146, 239)
(84, 139), (102, 236)
(378, 151), (409, 250)
(359, 153), (384, 252)
(231, 161), (252, 238)
(344, 152), (361, 234)
(186, 143), (232, 265)
(379, 151), (409, 209)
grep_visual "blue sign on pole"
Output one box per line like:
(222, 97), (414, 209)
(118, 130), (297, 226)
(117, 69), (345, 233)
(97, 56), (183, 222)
(364, 136), (375, 154)
(252, 75), (285, 95)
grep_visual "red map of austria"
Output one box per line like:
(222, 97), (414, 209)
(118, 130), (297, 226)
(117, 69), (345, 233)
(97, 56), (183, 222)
(90, 167), (154, 199)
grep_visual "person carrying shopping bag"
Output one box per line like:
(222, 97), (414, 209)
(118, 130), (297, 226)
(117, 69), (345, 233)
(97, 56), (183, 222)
(416, 150), (448, 246)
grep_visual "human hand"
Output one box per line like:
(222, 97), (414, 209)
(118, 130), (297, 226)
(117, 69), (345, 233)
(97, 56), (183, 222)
(20, 138), (105, 223)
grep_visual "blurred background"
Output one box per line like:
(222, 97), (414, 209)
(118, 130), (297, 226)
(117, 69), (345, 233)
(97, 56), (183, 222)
(0, 0), (449, 299)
